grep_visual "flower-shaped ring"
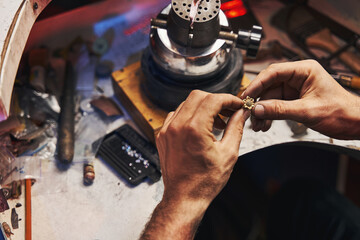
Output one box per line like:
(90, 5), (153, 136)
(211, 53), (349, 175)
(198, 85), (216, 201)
(243, 96), (255, 110)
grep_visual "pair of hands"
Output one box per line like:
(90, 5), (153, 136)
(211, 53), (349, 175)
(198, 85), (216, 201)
(141, 60), (360, 240)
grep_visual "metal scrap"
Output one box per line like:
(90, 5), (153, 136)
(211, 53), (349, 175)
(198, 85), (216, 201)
(11, 208), (19, 229)
(0, 189), (9, 212)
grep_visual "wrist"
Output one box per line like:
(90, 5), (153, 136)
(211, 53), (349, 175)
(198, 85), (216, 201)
(160, 195), (210, 221)
(141, 197), (209, 240)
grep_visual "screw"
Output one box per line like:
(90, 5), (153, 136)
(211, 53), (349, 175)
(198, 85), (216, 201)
(33, 2), (38, 10)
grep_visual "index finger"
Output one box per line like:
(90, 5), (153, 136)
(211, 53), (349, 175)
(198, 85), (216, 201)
(197, 93), (244, 118)
(242, 61), (312, 99)
(192, 93), (244, 131)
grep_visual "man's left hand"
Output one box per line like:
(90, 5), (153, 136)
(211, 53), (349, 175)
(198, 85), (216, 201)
(141, 90), (250, 240)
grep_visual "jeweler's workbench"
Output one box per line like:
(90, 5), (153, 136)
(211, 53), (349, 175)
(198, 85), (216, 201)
(0, 0), (359, 240)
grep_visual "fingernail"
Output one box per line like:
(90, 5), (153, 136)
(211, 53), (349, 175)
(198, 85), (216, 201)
(253, 104), (265, 118)
(240, 91), (246, 99)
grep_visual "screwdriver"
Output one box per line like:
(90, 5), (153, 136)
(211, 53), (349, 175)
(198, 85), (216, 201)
(331, 74), (360, 90)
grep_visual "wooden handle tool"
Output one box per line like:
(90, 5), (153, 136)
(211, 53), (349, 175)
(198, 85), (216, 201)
(25, 179), (32, 240)
(331, 74), (360, 90)
(57, 61), (75, 164)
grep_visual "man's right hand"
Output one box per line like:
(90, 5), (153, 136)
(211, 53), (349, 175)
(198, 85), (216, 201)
(242, 60), (360, 140)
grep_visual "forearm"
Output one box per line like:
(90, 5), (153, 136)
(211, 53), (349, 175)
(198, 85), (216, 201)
(140, 198), (210, 240)
(347, 94), (360, 140)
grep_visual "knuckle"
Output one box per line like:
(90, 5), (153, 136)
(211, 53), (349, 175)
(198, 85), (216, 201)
(267, 63), (280, 73)
(263, 64), (280, 82)
(304, 59), (318, 66)
(204, 93), (216, 101)
(166, 122), (180, 135)
(258, 69), (267, 79)
(185, 120), (200, 136)
(274, 102), (285, 118)
(304, 59), (321, 71)
(164, 111), (174, 122)
(158, 127), (167, 139)
(189, 89), (206, 98)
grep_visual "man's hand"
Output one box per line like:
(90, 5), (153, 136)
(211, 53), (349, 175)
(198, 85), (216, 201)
(140, 90), (250, 240)
(242, 60), (360, 140)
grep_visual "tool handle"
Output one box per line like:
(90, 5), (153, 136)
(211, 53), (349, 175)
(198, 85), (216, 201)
(25, 179), (32, 240)
(306, 28), (360, 75)
(332, 74), (360, 90)
(351, 76), (360, 89)
(57, 61), (75, 163)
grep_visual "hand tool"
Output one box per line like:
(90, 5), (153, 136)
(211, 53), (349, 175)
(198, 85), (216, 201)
(57, 61), (75, 164)
(25, 179), (32, 240)
(331, 74), (360, 90)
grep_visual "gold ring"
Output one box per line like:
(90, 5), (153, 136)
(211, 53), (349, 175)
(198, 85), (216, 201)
(243, 96), (255, 110)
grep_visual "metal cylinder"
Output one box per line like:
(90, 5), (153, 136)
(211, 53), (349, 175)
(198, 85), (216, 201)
(149, 4), (230, 80)
(141, 2), (246, 111)
(167, 0), (221, 48)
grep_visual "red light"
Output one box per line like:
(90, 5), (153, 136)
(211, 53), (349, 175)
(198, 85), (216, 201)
(221, 0), (244, 11)
(221, 0), (247, 19)
(224, 8), (247, 18)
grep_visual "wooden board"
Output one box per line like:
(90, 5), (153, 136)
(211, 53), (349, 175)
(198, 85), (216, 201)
(112, 61), (251, 143)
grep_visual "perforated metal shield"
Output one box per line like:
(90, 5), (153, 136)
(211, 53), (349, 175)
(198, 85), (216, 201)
(171, 0), (221, 23)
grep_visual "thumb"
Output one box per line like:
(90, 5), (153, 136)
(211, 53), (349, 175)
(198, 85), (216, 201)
(221, 108), (251, 150)
(252, 99), (307, 122)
